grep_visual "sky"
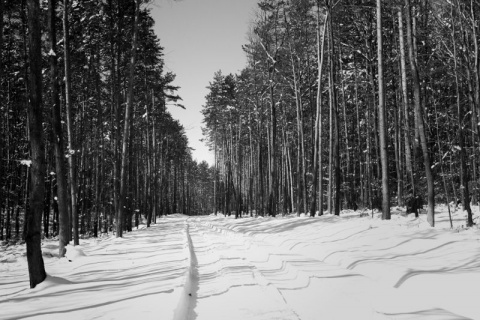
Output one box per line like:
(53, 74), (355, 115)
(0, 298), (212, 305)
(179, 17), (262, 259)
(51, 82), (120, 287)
(150, 0), (259, 166)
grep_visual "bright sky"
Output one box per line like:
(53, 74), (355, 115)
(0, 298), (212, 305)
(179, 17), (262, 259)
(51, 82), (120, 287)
(150, 0), (258, 166)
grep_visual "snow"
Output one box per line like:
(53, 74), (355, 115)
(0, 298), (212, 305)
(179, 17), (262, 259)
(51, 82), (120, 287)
(1, 207), (480, 320)
(19, 160), (32, 167)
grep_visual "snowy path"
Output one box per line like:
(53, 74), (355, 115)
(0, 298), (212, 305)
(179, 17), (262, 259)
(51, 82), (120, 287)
(187, 218), (300, 319)
(186, 217), (471, 320)
(1, 210), (479, 319)
(1, 217), (189, 320)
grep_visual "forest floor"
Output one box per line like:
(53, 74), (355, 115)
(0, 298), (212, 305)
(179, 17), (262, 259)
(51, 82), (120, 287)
(1, 205), (480, 320)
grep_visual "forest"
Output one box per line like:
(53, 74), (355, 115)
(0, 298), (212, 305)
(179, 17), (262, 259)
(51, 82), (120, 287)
(0, 0), (215, 287)
(1, 0), (479, 288)
(202, 0), (480, 226)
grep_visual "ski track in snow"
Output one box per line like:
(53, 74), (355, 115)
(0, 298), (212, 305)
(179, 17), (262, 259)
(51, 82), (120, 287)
(1, 208), (479, 319)
(173, 221), (199, 320)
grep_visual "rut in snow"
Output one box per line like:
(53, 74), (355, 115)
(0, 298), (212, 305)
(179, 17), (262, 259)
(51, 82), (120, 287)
(173, 221), (199, 320)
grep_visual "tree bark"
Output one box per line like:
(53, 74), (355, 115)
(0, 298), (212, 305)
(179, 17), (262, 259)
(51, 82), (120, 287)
(117, 0), (140, 237)
(339, 45), (353, 209)
(377, 0), (390, 219)
(0, 0), (4, 82)
(63, 0), (79, 244)
(43, 164), (52, 238)
(327, 1), (340, 216)
(397, 8), (416, 202)
(268, 74), (277, 217)
(434, 102), (453, 228)
(311, 5), (328, 217)
(451, 6), (473, 226)
(290, 49), (305, 216)
(327, 10), (334, 215)
(26, 0), (47, 288)
(404, 0), (435, 226)
(49, 0), (69, 257)
(471, 1), (480, 208)
(354, 58), (364, 208)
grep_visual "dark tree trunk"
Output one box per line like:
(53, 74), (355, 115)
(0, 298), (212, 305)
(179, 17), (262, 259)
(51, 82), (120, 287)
(0, 0), (3, 82)
(327, 1), (340, 216)
(117, 0), (140, 237)
(0, 0), (4, 239)
(63, 0), (79, 244)
(451, 7), (474, 226)
(471, 4), (480, 208)
(268, 77), (277, 217)
(43, 165), (52, 238)
(26, 0), (47, 288)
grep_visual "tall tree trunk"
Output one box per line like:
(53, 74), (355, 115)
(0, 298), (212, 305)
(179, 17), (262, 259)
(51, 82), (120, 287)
(0, 0), (3, 242)
(377, 0), (390, 219)
(365, 74), (373, 213)
(327, 1), (340, 215)
(327, 16), (334, 215)
(214, 132), (218, 215)
(451, 7), (473, 226)
(117, 0), (140, 237)
(63, 0), (79, 244)
(311, 6), (328, 217)
(236, 117), (242, 218)
(394, 87), (404, 206)
(268, 72), (277, 217)
(339, 45), (353, 208)
(290, 49), (305, 216)
(5, 179), (12, 240)
(49, 0), (69, 257)
(471, 1), (480, 208)
(0, 0), (3, 83)
(404, 0), (435, 226)
(398, 8), (416, 203)
(367, 58), (381, 188)
(434, 101), (453, 228)
(26, 0), (47, 288)
(354, 58), (364, 208)
(43, 163), (52, 238)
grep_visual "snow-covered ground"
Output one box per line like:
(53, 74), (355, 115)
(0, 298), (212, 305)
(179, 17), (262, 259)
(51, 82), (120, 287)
(1, 205), (480, 319)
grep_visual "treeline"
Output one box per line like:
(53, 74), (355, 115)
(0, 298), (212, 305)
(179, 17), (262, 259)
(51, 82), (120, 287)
(0, 0), (214, 257)
(201, 0), (479, 226)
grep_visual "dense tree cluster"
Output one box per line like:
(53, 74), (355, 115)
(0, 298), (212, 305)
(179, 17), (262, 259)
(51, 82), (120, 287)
(202, 0), (480, 225)
(0, 0), (214, 287)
